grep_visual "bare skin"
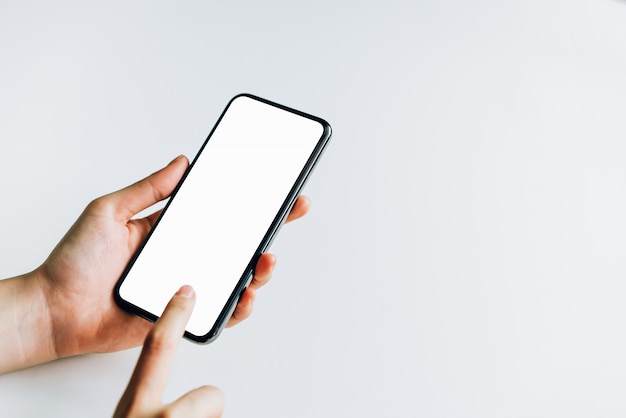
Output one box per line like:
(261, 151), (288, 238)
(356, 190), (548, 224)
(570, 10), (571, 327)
(0, 155), (310, 374)
(114, 286), (226, 418)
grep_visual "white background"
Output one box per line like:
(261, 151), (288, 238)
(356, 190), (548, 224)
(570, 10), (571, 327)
(1, 1), (626, 417)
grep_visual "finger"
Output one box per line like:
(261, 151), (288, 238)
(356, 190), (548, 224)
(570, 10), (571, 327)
(144, 208), (164, 227)
(226, 253), (275, 328)
(123, 285), (196, 405)
(226, 288), (255, 328)
(165, 385), (225, 418)
(285, 195), (310, 224)
(127, 208), (164, 241)
(111, 155), (189, 221)
(249, 253), (276, 291)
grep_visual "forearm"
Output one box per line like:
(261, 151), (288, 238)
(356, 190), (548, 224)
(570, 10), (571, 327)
(0, 271), (56, 374)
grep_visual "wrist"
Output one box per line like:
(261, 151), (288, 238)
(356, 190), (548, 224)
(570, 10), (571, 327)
(0, 270), (57, 374)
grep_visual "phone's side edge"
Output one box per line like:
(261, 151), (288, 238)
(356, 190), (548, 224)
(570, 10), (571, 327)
(193, 117), (333, 344)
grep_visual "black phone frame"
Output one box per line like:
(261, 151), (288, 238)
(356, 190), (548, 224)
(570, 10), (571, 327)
(114, 93), (332, 344)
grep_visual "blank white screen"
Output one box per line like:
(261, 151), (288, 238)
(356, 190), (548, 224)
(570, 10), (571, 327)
(118, 95), (324, 337)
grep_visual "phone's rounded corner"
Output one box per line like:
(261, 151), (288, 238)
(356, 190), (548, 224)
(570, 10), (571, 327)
(229, 93), (256, 105)
(320, 119), (332, 140)
(113, 279), (126, 308)
(184, 285), (245, 345)
(184, 328), (220, 345)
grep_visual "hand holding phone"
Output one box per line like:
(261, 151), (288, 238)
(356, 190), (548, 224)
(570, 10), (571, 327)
(115, 94), (332, 343)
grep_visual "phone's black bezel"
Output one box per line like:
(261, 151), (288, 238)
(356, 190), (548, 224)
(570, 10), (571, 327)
(114, 93), (332, 344)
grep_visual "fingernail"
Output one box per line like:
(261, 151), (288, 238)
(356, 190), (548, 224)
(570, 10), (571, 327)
(168, 155), (185, 165)
(176, 285), (195, 298)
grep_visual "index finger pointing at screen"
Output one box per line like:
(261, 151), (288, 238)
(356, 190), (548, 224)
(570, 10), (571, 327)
(114, 284), (224, 417)
(134, 285), (196, 402)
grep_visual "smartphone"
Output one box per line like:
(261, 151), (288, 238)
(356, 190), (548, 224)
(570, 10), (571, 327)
(114, 94), (332, 343)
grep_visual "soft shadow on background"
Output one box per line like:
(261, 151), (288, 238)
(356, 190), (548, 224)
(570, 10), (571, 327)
(1, 1), (626, 417)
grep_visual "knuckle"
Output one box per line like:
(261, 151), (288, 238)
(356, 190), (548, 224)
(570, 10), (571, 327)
(256, 274), (271, 285)
(144, 328), (177, 353)
(156, 408), (175, 418)
(199, 385), (225, 416)
(201, 384), (224, 400)
(85, 196), (111, 214)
